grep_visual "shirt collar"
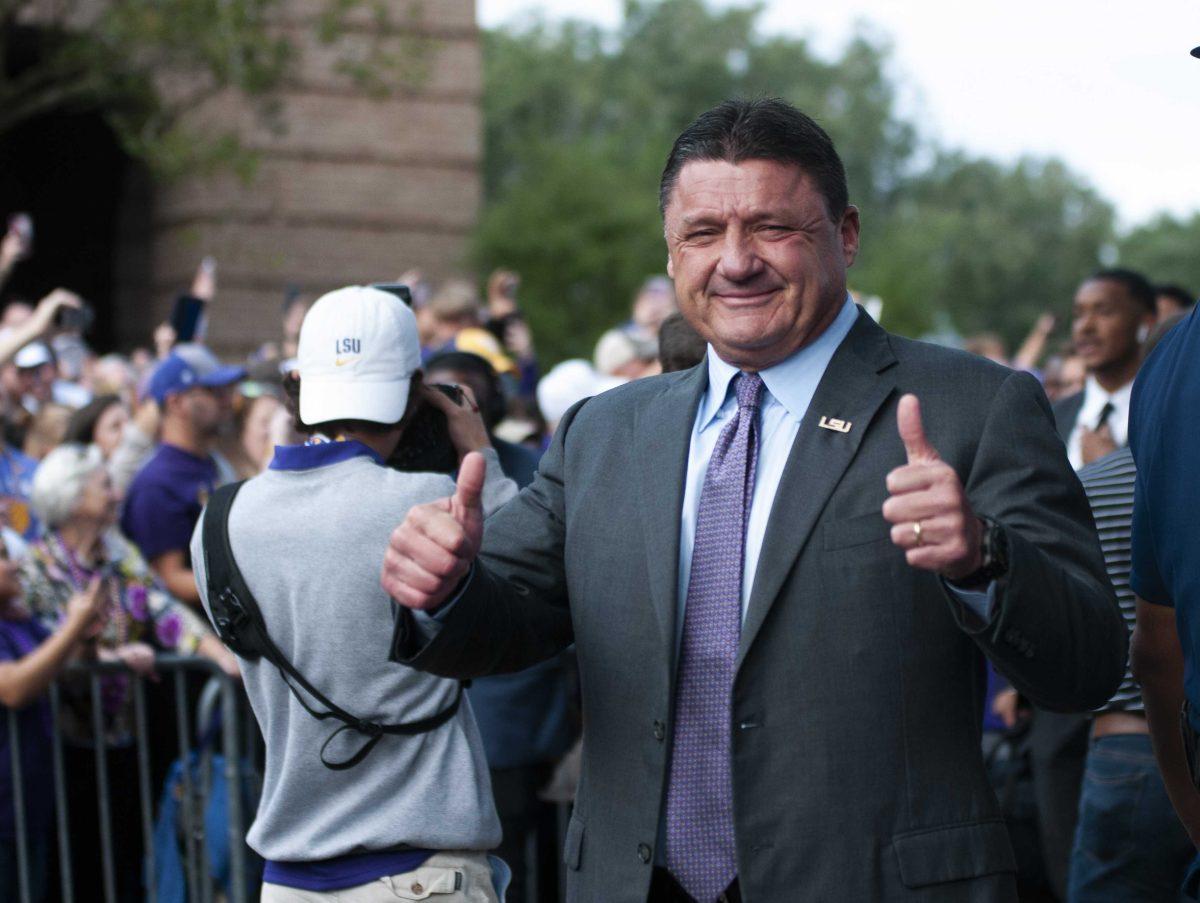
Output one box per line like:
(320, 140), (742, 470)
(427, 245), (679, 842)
(269, 439), (384, 472)
(698, 294), (860, 430)
(160, 442), (213, 466)
(1080, 375), (1133, 418)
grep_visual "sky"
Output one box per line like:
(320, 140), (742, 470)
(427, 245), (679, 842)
(477, 0), (1200, 230)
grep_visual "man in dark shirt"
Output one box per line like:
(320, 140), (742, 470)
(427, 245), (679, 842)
(1129, 306), (1200, 885)
(121, 345), (243, 606)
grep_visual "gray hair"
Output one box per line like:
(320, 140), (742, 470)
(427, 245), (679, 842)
(31, 443), (104, 529)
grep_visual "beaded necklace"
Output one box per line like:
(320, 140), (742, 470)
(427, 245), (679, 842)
(50, 531), (128, 644)
(49, 531), (135, 719)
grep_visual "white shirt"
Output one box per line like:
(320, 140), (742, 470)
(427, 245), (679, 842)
(1066, 376), (1133, 471)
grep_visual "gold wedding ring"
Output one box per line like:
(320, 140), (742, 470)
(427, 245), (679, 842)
(912, 521), (924, 546)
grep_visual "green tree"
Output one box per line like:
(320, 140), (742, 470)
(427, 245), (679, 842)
(1117, 213), (1200, 293)
(475, 0), (1121, 363)
(0, 0), (432, 176)
(475, 0), (916, 362)
(855, 153), (1115, 342)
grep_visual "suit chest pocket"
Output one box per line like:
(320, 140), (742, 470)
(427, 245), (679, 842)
(822, 511), (891, 551)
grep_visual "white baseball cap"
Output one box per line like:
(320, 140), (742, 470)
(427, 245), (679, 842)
(297, 285), (420, 425)
(536, 359), (624, 425)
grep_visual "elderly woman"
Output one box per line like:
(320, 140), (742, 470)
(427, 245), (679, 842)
(23, 443), (234, 901)
(0, 535), (105, 902)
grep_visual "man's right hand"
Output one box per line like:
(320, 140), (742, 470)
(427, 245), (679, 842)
(382, 451), (486, 611)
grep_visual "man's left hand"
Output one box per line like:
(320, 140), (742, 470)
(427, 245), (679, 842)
(882, 394), (983, 581)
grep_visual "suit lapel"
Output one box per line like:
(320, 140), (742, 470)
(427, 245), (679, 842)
(737, 313), (898, 669)
(636, 363), (708, 651)
(1052, 392), (1084, 442)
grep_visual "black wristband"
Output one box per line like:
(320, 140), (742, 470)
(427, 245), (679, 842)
(949, 517), (1009, 590)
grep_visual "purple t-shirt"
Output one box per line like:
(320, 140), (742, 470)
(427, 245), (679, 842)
(121, 443), (218, 564)
(0, 617), (54, 841)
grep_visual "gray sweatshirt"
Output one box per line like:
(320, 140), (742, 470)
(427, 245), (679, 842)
(191, 446), (513, 862)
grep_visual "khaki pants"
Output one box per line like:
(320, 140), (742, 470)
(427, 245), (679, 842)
(261, 851), (502, 903)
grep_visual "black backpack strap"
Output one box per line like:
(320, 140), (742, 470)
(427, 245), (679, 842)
(203, 482), (261, 658)
(202, 480), (464, 770)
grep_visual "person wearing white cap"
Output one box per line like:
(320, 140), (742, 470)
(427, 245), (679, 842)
(190, 285), (515, 901)
(535, 359), (624, 434)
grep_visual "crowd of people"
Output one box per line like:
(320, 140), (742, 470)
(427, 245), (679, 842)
(0, 95), (1197, 903)
(0, 215), (708, 901)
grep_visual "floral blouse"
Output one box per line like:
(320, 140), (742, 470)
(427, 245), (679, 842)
(21, 529), (211, 746)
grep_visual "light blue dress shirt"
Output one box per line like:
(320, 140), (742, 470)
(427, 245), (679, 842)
(674, 295), (991, 649)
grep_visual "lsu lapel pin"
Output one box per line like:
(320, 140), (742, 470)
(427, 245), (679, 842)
(819, 416), (852, 434)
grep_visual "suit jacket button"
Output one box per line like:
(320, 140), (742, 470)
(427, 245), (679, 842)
(638, 843), (652, 863)
(653, 720), (665, 741)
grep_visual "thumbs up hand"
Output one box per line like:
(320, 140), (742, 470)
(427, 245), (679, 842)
(882, 394), (984, 581)
(382, 451), (487, 611)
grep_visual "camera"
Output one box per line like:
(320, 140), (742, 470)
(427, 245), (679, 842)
(387, 383), (465, 475)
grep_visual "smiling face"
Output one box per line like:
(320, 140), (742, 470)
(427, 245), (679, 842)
(664, 159), (860, 372)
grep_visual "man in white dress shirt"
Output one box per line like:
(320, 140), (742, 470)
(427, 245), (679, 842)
(1029, 268), (1157, 898)
(1053, 269), (1157, 470)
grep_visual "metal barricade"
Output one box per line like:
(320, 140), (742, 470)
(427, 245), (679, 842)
(4, 654), (261, 903)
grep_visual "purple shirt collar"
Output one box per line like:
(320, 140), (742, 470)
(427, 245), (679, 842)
(269, 440), (383, 472)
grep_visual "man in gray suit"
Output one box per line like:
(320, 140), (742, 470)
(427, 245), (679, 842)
(381, 99), (1126, 902)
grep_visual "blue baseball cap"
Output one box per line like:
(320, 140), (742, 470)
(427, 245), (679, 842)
(148, 343), (246, 404)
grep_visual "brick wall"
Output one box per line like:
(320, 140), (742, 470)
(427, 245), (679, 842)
(112, 0), (481, 358)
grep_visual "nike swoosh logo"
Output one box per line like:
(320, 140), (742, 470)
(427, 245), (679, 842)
(335, 358), (357, 367)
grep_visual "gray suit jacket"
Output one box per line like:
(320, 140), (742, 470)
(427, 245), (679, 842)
(393, 311), (1126, 902)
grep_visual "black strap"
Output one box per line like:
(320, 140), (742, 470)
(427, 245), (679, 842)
(202, 481), (463, 770)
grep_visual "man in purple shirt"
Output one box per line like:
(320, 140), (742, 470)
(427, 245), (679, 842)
(121, 345), (243, 607)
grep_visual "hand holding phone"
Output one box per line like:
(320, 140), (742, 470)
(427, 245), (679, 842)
(387, 383), (489, 474)
(423, 382), (490, 457)
(31, 288), (92, 334)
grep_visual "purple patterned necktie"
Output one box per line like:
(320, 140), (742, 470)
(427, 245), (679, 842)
(666, 371), (764, 903)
